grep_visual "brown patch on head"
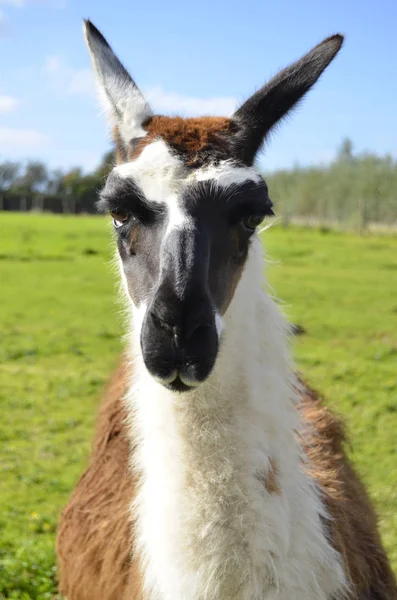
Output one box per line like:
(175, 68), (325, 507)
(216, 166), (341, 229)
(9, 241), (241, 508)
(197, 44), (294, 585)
(128, 115), (234, 167)
(257, 458), (281, 495)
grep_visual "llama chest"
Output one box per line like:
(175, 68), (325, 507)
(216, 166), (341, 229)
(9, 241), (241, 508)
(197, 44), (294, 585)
(131, 388), (346, 600)
(134, 465), (346, 600)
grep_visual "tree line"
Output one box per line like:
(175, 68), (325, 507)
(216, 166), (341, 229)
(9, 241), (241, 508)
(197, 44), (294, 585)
(1, 140), (396, 230)
(0, 150), (114, 214)
(265, 139), (397, 231)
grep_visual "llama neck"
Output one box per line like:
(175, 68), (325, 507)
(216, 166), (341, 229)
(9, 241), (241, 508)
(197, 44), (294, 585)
(126, 237), (346, 600)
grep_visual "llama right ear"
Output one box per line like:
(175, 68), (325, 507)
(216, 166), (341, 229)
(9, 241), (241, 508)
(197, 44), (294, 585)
(231, 34), (344, 165)
(83, 20), (152, 144)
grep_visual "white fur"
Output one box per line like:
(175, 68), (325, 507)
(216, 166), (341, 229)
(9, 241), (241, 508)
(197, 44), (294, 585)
(215, 312), (224, 337)
(114, 142), (261, 193)
(153, 370), (178, 386)
(178, 372), (201, 388)
(115, 140), (192, 236)
(113, 141), (262, 243)
(123, 236), (348, 600)
(114, 140), (186, 192)
(84, 22), (152, 141)
(191, 160), (262, 187)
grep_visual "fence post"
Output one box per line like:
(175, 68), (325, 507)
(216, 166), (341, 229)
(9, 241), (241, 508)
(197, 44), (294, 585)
(358, 197), (368, 235)
(62, 194), (68, 214)
(36, 194), (44, 212)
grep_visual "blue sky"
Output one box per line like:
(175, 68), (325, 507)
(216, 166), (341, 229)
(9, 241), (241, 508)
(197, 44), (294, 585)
(1, 0), (396, 173)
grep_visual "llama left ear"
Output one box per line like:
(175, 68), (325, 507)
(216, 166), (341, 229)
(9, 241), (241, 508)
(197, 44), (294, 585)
(231, 34), (344, 165)
(83, 19), (152, 144)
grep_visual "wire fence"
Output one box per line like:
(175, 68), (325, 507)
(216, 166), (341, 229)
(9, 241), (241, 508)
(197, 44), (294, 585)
(0, 194), (95, 214)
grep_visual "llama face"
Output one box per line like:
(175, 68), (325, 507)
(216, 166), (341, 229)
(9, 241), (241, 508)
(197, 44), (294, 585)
(85, 20), (343, 390)
(99, 139), (274, 390)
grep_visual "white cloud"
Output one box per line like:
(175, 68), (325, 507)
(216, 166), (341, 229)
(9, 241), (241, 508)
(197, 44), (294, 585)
(0, 0), (24, 6)
(43, 55), (235, 115)
(44, 55), (61, 73)
(0, 0), (66, 37)
(0, 8), (4, 27)
(0, 0), (66, 6)
(74, 152), (103, 173)
(0, 94), (20, 113)
(146, 86), (236, 116)
(44, 54), (94, 96)
(0, 127), (48, 148)
(67, 69), (93, 95)
(0, 8), (10, 35)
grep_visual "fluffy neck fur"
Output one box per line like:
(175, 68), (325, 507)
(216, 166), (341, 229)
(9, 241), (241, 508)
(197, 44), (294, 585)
(124, 237), (347, 600)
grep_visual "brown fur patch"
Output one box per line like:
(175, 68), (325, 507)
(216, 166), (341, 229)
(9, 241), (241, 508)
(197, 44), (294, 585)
(56, 363), (397, 599)
(222, 262), (245, 314)
(128, 222), (140, 250)
(56, 359), (143, 600)
(257, 458), (281, 495)
(113, 125), (127, 164)
(218, 229), (248, 314)
(266, 457), (281, 494)
(128, 116), (233, 166)
(297, 377), (397, 599)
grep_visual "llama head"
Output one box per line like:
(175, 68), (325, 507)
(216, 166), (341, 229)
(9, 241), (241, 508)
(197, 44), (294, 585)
(84, 20), (343, 392)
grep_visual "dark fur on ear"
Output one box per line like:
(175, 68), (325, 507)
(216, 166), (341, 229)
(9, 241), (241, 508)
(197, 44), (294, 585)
(231, 35), (344, 165)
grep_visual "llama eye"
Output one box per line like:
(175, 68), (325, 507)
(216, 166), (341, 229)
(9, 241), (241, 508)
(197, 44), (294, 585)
(241, 214), (264, 232)
(112, 217), (125, 229)
(110, 211), (130, 228)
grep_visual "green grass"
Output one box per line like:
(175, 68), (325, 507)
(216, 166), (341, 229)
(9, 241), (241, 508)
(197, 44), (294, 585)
(0, 213), (396, 598)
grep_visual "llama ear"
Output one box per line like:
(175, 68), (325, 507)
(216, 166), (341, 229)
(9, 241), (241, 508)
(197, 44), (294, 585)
(83, 20), (152, 143)
(231, 34), (344, 165)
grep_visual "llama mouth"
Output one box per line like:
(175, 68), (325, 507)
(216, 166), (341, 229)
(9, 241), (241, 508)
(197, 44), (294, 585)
(151, 361), (205, 392)
(164, 376), (194, 393)
(158, 369), (202, 393)
(150, 359), (212, 392)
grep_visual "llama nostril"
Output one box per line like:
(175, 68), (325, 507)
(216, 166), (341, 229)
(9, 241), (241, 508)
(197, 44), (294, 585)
(185, 316), (212, 342)
(150, 304), (213, 347)
(150, 311), (183, 348)
(150, 310), (173, 334)
(172, 325), (182, 349)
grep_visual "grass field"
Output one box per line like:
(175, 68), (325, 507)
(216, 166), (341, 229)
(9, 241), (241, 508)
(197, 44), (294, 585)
(1, 212), (396, 599)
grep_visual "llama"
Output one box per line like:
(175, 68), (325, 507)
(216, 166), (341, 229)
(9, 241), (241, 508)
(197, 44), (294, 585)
(56, 20), (397, 600)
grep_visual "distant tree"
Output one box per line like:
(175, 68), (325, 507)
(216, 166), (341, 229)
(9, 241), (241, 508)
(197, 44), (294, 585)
(337, 138), (354, 163)
(61, 167), (99, 212)
(47, 169), (65, 195)
(63, 168), (84, 197)
(0, 161), (20, 191)
(266, 139), (397, 230)
(14, 161), (48, 194)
